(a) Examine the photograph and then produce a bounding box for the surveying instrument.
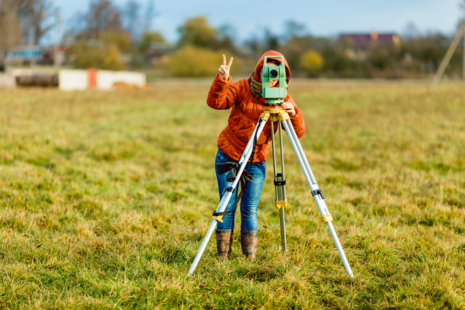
[188,56,354,277]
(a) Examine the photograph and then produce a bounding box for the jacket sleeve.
[286,94,306,139]
[207,73,241,110]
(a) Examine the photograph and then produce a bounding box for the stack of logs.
[15,72,58,87]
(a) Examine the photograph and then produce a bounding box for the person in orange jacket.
[207,50,305,259]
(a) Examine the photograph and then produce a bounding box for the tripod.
[188,108,354,278]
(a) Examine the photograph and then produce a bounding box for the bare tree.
[403,22,420,40]
[19,0,56,45]
[283,20,307,41]
[123,0,142,41]
[456,0,465,30]
[143,0,158,33]
[0,0,23,57]
[82,0,123,40]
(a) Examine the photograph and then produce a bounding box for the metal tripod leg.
[270,120,287,251]
[282,119,354,278]
[278,123,287,251]
[188,118,268,276]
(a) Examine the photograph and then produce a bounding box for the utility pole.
[432,25,464,85]
[433,1,465,85]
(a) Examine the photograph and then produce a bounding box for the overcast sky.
[55,0,463,42]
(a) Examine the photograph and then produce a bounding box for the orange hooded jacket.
[207,50,305,163]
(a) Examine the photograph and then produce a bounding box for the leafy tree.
[402,33,452,73]
[300,50,324,76]
[321,44,366,78]
[71,43,122,70]
[139,31,165,52]
[281,35,331,69]
[167,45,218,76]
[101,31,132,53]
[177,16,217,48]
[175,16,237,54]
[70,31,131,70]
[367,46,394,71]
[167,45,240,77]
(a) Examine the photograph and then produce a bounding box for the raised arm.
[207,55,240,110]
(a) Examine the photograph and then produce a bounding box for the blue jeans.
[215,149,266,231]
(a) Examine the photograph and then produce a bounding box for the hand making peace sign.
[218,54,234,80]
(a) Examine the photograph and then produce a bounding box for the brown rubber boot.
[216,229,233,259]
[241,230,258,259]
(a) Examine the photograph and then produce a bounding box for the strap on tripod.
[213,120,262,221]
[217,162,253,187]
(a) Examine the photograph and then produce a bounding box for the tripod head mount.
[262,56,288,106]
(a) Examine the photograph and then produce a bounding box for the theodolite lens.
[270,69,278,78]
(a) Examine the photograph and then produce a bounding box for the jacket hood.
[252,50,291,84]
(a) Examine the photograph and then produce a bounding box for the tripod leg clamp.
[212,211,231,223]
[322,213,333,223]
[221,186,233,196]
[277,109,290,121]
[260,111,271,121]
[275,200,287,209]
[312,189,325,199]
[213,215,224,223]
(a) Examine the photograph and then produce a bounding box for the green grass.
[0,80,464,309]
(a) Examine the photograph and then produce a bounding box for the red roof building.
[339,31,400,48]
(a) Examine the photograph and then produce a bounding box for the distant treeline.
[2,0,465,79]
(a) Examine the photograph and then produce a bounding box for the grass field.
[0,80,464,309]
